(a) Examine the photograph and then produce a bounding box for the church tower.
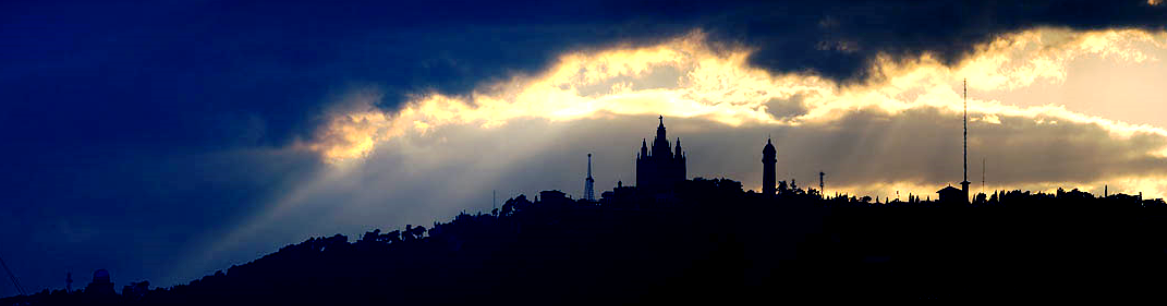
[636,115,686,193]
[762,137,777,196]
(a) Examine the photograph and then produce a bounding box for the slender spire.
[656,115,667,141]
[587,154,593,179]
[584,153,595,202]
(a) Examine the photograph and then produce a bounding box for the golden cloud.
[301,27,1167,198]
[307,28,1166,161]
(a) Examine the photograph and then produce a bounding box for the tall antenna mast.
[584,153,596,202]
[819,171,825,198]
[982,158,986,195]
[960,79,972,202]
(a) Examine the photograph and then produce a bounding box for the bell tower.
[762,137,777,196]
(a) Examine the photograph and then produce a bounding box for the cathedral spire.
[656,115,667,141]
[652,115,670,158]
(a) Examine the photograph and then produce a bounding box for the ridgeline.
[6,178,1167,304]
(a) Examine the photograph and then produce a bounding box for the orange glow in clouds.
[304,28,1167,197]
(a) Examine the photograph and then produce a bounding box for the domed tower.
[762,137,777,196]
[85,269,116,297]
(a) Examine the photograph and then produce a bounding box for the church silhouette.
[636,116,686,193]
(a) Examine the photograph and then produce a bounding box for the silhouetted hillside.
[6,178,1167,304]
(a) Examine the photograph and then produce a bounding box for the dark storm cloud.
[706,0,1167,82]
[3,1,1164,150]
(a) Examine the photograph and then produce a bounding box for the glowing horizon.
[295,27,1167,199]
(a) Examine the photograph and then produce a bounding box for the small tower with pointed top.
[674,137,686,180]
[584,153,596,202]
[762,137,777,196]
[640,138,648,158]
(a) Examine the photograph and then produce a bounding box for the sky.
[2,0,1167,297]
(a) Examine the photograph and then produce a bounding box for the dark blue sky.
[2,0,1165,297]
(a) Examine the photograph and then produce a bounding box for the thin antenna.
[819,171,825,198]
[960,78,971,203]
[982,158,986,195]
[492,190,496,211]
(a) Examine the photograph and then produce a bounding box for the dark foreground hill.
[7,178,1167,304]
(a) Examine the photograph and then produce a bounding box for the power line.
[0,254,27,296]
